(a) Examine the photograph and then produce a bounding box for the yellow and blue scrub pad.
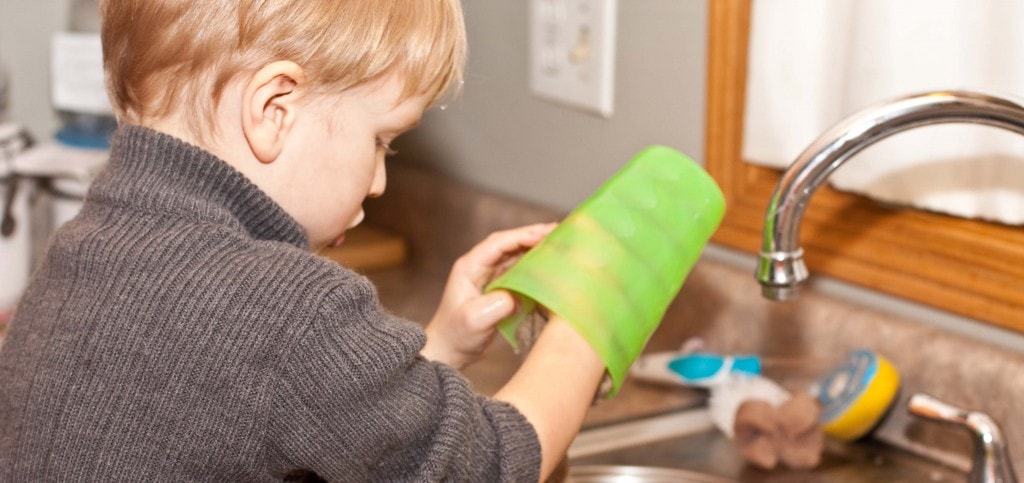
[631,348,901,442]
[813,349,900,441]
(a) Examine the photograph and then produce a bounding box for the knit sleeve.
[267,285,541,482]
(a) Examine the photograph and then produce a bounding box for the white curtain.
[743,0,1024,225]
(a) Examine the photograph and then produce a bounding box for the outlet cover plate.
[529,0,617,118]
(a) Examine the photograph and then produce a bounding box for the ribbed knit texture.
[0,126,540,482]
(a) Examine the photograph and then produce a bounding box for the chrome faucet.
[755,90,1024,300]
[755,91,1024,481]
[908,393,1017,483]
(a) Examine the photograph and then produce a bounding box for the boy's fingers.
[461,291,516,330]
[468,223,557,267]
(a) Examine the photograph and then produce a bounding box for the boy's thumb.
[463,291,515,330]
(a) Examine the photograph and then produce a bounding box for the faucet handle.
[907,393,1017,483]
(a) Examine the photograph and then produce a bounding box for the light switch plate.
[529,0,617,118]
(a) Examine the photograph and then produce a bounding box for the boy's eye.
[376,138,398,156]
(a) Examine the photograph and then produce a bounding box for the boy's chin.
[330,232,346,247]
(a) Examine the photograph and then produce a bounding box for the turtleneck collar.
[88,125,309,249]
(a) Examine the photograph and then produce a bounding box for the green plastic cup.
[486,145,725,397]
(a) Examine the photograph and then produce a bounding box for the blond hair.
[99,0,466,138]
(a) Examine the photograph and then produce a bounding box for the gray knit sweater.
[0,126,541,482]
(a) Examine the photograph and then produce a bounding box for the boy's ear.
[241,61,307,164]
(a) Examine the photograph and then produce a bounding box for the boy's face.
[283,75,429,250]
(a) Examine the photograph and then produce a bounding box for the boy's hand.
[421,222,557,370]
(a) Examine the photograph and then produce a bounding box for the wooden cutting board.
[318,224,408,271]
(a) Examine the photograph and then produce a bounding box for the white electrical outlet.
[529,0,617,118]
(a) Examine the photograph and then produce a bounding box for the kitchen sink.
[566,408,967,483]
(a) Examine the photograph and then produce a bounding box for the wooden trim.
[705,0,1024,330]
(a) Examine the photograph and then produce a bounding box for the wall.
[2,0,708,213]
[1,0,707,210]
[395,1,1024,355]
[0,0,68,139]
[395,0,709,212]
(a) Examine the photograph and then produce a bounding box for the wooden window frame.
[705,0,1024,331]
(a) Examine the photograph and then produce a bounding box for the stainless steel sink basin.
[568,408,966,483]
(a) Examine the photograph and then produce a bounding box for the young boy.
[0,1,605,482]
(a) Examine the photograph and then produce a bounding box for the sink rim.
[567,464,736,483]
[569,408,715,459]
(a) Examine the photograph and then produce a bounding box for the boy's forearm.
[493,316,605,482]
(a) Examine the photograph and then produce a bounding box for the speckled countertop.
[364,161,1024,473]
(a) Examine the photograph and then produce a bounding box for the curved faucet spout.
[756,91,1024,300]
